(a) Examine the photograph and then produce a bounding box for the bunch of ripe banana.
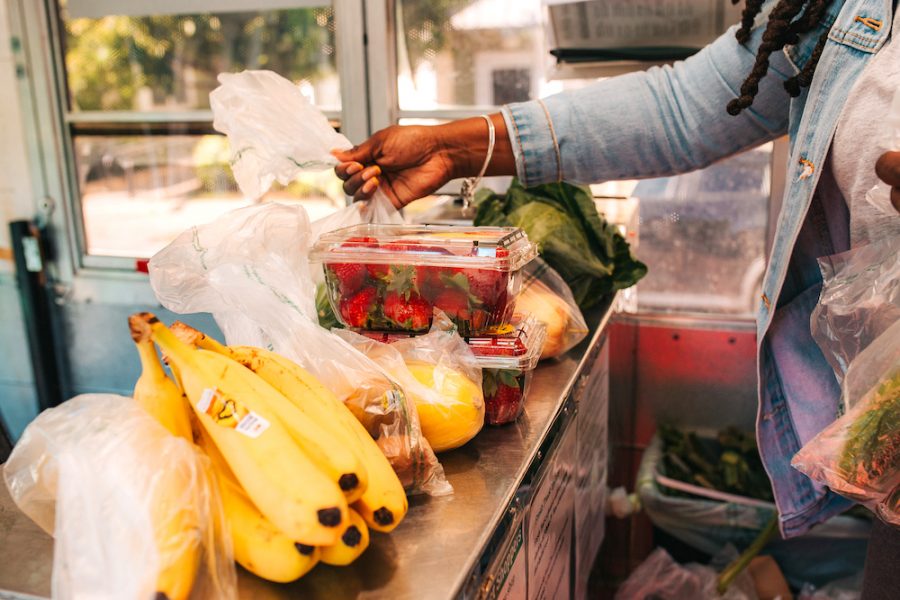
[128,312,407,597]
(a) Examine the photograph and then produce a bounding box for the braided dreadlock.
[727,0,835,115]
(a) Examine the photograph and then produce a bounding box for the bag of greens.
[792,320,900,505]
[474,179,646,309]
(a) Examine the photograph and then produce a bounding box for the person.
[334,0,900,596]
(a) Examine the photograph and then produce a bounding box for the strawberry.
[483,368,525,425]
[465,268,506,307]
[327,262,366,294]
[433,288,472,322]
[383,290,432,331]
[413,265,453,300]
[341,236,379,247]
[339,287,377,328]
[366,263,391,280]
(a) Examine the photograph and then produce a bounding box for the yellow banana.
[170,323,408,533]
[132,312,347,546]
[129,316,203,599]
[319,508,369,566]
[169,322,368,503]
[197,427,320,583]
[150,457,206,600]
[130,319,192,440]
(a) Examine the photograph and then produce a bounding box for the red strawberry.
[413,265,448,300]
[483,368,525,425]
[341,236,379,247]
[433,288,472,322]
[327,262,366,294]
[465,268,506,307]
[383,290,431,331]
[339,287,377,328]
[366,263,391,280]
[486,385,524,425]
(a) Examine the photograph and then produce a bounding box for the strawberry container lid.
[467,316,546,371]
[310,224,538,272]
[358,314,546,371]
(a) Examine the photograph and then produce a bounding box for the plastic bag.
[615,547,757,600]
[799,573,863,600]
[811,236,900,383]
[876,484,900,526]
[514,257,589,359]
[209,69,401,326]
[149,203,449,496]
[638,435,871,589]
[210,69,397,225]
[792,322,900,504]
[335,311,484,454]
[3,394,236,600]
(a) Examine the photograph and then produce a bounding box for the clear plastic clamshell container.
[310,224,538,335]
[468,317,547,426]
[360,316,547,426]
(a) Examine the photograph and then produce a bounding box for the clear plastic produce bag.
[3,394,236,600]
[811,236,900,383]
[209,69,399,226]
[149,203,449,496]
[877,484,900,526]
[515,257,589,359]
[336,312,485,454]
[792,321,900,504]
[614,547,757,600]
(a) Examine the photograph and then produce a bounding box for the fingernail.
[363,177,379,194]
[346,163,363,175]
[362,166,381,180]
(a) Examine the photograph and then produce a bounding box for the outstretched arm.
[336,15,795,206]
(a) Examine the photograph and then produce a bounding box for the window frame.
[19,0,370,273]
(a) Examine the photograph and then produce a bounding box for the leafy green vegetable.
[658,424,774,502]
[838,370,900,493]
[474,179,646,309]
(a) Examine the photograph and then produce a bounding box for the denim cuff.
[500,100,562,187]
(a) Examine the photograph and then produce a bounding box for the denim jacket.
[501,0,895,537]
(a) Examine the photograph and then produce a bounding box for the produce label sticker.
[197,388,270,438]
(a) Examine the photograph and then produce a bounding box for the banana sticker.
[198,388,270,438]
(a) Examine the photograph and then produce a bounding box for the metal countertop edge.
[445,296,616,599]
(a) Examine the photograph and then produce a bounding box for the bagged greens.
[474,179,646,309]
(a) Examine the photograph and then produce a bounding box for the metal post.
[9,220,64,410]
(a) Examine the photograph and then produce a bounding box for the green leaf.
[498,369,523,389]
[474,178,646,310]
[483,369,499,397]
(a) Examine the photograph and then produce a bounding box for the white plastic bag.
[209,69,401,324]
[811,236,900,383]
[209,69,399,227]
[149,203,449,495]
[3,394,236,600]
[335,311,485,454]
[615,547,757,600]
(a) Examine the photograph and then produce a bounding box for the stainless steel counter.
[0,297,614,600]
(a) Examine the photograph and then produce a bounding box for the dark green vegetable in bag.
[474,179,646,309]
